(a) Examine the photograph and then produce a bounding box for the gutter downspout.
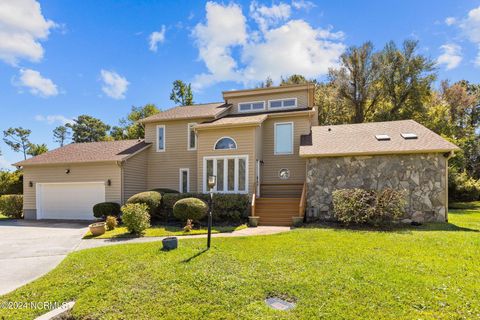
[117,161,124,204]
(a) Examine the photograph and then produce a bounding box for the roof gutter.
[299,148,460,158]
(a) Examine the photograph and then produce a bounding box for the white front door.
[203,155,248,193]
[36,182,105,220]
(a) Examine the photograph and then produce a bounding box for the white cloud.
[250,1,291,32]
[100,69,129,99]
[17,68,58,97]
[445,17,456,26]
[192,2,247,89]
[437,43,462,70]
[460,6,480,43]
[291,0,316,10]
[0,156,13,171]
[0,0,56,65]
[192,2,345,90]
[475,48,480,67]
[148,25,166,52]
[34,114,73,125]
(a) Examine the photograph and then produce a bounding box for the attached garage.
[15,140,150,220]
[36,182,105,220]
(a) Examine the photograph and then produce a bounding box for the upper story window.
[238,101,265,112]
[188,123,197,150]
[268,98,297,110]
[157,125,165,152]
[215,137,237,150]
[274,122,293,155]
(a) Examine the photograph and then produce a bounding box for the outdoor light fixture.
[207,175,216,249]
[107,179,112,186]
[29,181,33,187]
[65,169,70,174]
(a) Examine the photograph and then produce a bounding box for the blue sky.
[1,0,480,169]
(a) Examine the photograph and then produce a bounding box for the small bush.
[121,203,150,235]
[0,194,23,218]
[449,171,480,202]
[105,215,118,231]
[173,197,208,222]
[93,202,121,219]
[332,188,405,226]
[162,193,209,216]
[126,191,162,218]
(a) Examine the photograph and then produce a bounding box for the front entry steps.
[255,198,300,226]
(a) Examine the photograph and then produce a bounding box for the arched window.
[214,137,237,150]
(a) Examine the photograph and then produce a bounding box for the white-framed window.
[156,125,166,152]
[274,122,294,155]
[214,137,237,150]
[179,168,190,193]
[268,98,297,110]
[238,101,265,112]
[203,155,248,193]
[187,123,197,150]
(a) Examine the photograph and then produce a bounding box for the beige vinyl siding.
[261,115,311,184]
[22,163,122,210]
[196,126,256,193]
[227,89,310,114]
[144,118,210,192]
[122,150,148,201]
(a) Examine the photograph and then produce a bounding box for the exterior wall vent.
[375,134,390,141]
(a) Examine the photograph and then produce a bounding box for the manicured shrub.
[105,215,118,231]
[121,203,150,235]
[332,188,405,226]
[150,188,179,195]
[448,171,480,202]
[126,191,162,218]
[92,202,121,219]
[162,193,209,216]
[0,194,23,218]
[173,197,208,222]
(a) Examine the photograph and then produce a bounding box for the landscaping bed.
[83,223,248,239]
[1,206,479,319]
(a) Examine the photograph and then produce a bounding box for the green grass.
[83,224,248,239]
[0,213,8,219]
[1,209,479,319]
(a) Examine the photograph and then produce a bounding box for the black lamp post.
[207,175,216,249]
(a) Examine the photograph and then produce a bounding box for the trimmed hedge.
[150,188,179,195]
[162,193,249,223]
[332,188,405,226]
[92,202,121,219]
[0,194,23,218]
[126,191,162,218]
[173,198,208,222]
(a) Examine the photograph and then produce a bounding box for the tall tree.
[257,76,274,88]
[53,126,70,147]
[26,143,48,157]
[3,127,31,160]
[329,42,381,123]
[170,80,194,106]
[66,115,111,143]
[111,104,160,140]
[375,40,436,120]
[280,74,309,86]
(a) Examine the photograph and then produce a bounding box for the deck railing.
[299,182,307,217]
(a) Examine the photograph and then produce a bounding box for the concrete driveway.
[0,220,88,296]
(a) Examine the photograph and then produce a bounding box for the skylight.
[401,133,418,139]
[375,134,390,141]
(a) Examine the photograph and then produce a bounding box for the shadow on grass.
[181,248,209,263]
[301,221,479,233]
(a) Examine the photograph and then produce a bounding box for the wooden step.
[254,197,300,226]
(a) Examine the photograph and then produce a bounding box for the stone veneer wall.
[306,153,447,223]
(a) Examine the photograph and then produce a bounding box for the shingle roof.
[138,102,230,123]
[195,114,268,129]
[300,120,459,158]
[14,140,151,166]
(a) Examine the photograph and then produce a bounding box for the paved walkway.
[76,226,290,251]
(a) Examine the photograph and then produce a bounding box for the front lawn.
[83,223,248,239]
[1,208,479,319]
[0,213,8,219]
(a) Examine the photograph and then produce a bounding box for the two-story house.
[15,84,458,226]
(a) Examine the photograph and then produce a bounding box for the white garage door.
[37,182,106,220]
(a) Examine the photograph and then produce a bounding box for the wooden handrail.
[251,182,256,217]
[299,182,307,217]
